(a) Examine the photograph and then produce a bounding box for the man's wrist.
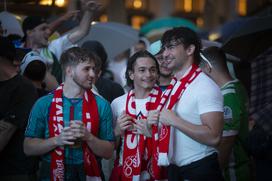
[52,136,59,147]
[85,132,94,142]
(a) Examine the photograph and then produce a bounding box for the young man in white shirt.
[150,27,224,180]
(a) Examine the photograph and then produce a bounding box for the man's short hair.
[201,46,228,73]
[60,47,101,74]
[0,36,16,62]
[161,27,202,64]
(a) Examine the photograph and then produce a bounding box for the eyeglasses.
[200,52,213,68]
[162,41,182,51]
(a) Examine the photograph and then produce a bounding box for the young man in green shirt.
[200,46,250,181]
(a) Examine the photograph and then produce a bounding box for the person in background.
[149,40,173,91]
[24,47,115,181]
[0,21,3,36]
[247,47,272,181]
[0,37,38,181]
[20,51,49,97]
[200,46,250,181]
[22,0,101,91]
[82,40,125,103]
[108,37,150,92]
[149,27,224,180]
[82,40,125,180]
[132,38,149,54]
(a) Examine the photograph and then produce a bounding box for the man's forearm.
[216,136,236,169]
[24,137,58,156]
[68,9,93,43]
[86,134,114,159]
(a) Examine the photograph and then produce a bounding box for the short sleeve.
[197,81,223,114]
[222,93,241,137]
[96,96,115,142]
[48,34,77,61]
[25,96,51,138]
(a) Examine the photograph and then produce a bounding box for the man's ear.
[206,63,212,74]
[186,44,196,56]
[128,70,134,81]
[66,66,73,76]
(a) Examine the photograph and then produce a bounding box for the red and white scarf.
[153,64,202,169]
[48,84,101,181]
[122,87,162,181]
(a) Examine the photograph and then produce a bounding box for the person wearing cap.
[149,40,173,91]
[199,46,250,181]
[22,0,101,91]
[20,51,49,97]
[0,37,39,181]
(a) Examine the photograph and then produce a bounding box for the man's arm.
[68,0,101,44]
[24,137,58,156]
[68,120,115,159]
[84,133,114,159]
[24,127,76,156]
[1,80,38,152]
[160,110,224,146]
[48,11,79,36]
[216,135,236,169]
[0,120,16,152]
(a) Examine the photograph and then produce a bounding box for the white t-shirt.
[168,72,223,166]
[48,34,76,61]
[108,58,127,89]
[111,93,150,165]
[38,34,76,66]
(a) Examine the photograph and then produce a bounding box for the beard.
[72,73,92,90]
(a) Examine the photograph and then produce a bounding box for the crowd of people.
[0,1,272,181]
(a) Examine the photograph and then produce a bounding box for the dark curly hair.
[161,26,202,65]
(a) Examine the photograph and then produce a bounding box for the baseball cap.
[149,40,162,56]
[22,16,46,37]
[20,51,46,74]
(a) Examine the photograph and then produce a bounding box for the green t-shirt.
[221,79,250,181]
[25,93,115,165]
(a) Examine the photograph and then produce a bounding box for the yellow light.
[184,0,192,12]
[39,0,66,7]
[133,0,143,9]
[196,17,204,27]
[238,0,247,16]
[100,15,108,22]
[209,33,220,41]
[55,0,66,7]
[131,15,146,29]
[39,0,52,6]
